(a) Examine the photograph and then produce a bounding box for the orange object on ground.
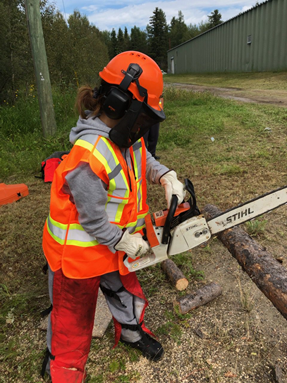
[0,183,29,206]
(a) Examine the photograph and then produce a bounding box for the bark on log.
[161,259,189,291]
[203,204,287,320]
[174,282,222,314]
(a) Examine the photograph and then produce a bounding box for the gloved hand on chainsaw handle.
[160,170,186,208]
[115,230,150,259]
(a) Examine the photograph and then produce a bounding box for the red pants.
[48,268,149,382]
[50,269,100,382]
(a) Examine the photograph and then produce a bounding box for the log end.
[175,278,189,291]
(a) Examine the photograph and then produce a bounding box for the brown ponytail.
[75,85,104,119]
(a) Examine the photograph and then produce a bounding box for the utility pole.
[25,0,57,137]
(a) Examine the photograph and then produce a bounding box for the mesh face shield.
[109,99,165,148]
[105,62,165,148]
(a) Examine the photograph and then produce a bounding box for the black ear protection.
[102,63,147,120]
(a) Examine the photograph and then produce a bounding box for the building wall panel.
[167,0,287,73]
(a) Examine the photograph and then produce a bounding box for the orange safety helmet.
[99,51,164,113]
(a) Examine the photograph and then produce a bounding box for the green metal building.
[167,0,287,74]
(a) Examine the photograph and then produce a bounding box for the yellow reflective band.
[102,138,130,192]
[75,139,94,152]
[135,223,146,232]
[138,212,148,220]
[135,144,143,211]
[125,220,138,228]
[133,154,139,180]
[100,138,130,223]
[137,180,143,212]
[102,138,119,164]
[109,178,117,193]
[65,238,98,247]
[69,223,85,231]
[46,218,65,245]
[49,214,68,230]
[93,147,112,173]
[47,215,99,248]
[113,176,129,222]
[101,138,124,193]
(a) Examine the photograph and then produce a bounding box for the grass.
[0,86,76,180]
[163,71,287,91]
[1,71,287,381]
[245,218,268,237]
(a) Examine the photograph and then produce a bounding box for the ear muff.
[102,63,146,120]
[102,86,131,120]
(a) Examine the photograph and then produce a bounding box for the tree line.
[0,0,223,104]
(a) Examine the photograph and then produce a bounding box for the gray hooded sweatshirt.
[63,115,169,253]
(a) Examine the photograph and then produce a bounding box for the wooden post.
[25,0,57,137]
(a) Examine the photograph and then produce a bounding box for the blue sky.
[49,0,255,32]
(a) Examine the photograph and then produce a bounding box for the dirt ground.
[1,84,287,383]
[166,82,287,108]
[2,178,287,383]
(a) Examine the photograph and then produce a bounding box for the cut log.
[174,282,222,314]
[203,204,287,320]
[161,259,189,291]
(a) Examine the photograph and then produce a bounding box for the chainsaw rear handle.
[184,178,198,214]
[161,194,178,244]
[161,178,199,245]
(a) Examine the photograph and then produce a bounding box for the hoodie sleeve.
[145,149,170,184]
[64,162,122,253]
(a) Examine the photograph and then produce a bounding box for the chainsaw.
[124,179,287,272]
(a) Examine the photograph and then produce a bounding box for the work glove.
[160,170,186,208]
[115,230,150,259]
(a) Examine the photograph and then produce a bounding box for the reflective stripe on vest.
[75,135,145,232]
[131,140,144,212]
[76,135,144,225]
[46,212,146,248]
[46,214,99,247]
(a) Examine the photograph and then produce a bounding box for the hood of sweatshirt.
[69,114,110,145]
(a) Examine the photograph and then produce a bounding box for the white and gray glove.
[115,230,150,259]
[160,170,186,208]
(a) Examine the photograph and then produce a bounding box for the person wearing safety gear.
[41,51,185,382]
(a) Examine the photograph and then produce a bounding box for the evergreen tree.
[197,20,211,34]
[130,26,148,53]
[147,7,168,70]
[123,27,130,51]
[117,28,124,53]
[207,9,223,29]
[168,11,189,49]
[110,29,118,58]
[187,23,202,38]
[0,0,32,102]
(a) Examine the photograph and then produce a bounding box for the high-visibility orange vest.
[42,135,148,279]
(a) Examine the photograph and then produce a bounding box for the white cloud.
[51,0,254,31]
